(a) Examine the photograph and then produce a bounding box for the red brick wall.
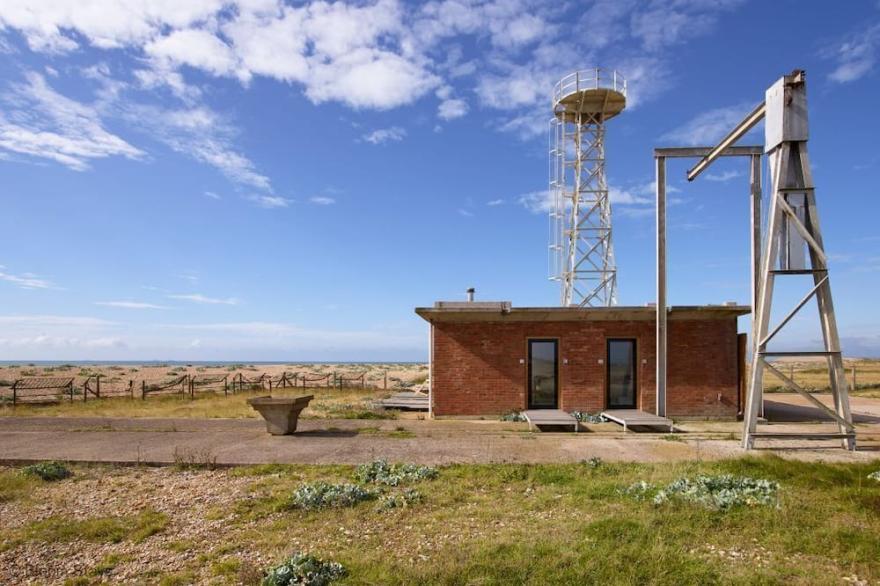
[430,317,739,419]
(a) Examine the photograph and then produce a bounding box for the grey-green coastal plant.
[354,460,438,486]
[622,475,779,510]
[22,461,72,482]
[262,552,346,586]
[288,482,376,510]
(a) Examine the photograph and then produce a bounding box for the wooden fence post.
[852,365,857,390]
[224,376,228,397]
[141,380,146,400]
[12,381,16,406]
[384,371,387,390]
[69,382,73,403]
[96,375,101,398]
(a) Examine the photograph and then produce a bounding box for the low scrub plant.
[500,410,526,422]
[623,475,779,510]
[354,460,438,486]
[583,457,603,469]
[262,552,346,586]
[571,411,606,423]
[869,470,880,482]
[288,482,376,510]
[22,461,72,482]
[378,488,423,511]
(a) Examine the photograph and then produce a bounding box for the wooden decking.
[601,409,674,432]
[377,391,429,410]
[523,409,579,432]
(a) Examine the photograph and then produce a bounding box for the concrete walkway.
[1,415,877,466]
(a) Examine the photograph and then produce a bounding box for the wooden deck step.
[377,392,429,411]
[522,409,578,432]
[601,409,674,432]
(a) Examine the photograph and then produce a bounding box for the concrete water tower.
[549,69,626,307]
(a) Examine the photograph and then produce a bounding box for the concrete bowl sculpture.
[247,395,314,435]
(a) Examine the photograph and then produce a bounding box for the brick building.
[415,301,748,419]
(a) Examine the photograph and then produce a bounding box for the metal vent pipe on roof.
[466,287,475,302]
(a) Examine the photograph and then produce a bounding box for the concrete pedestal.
[247,395,314,435]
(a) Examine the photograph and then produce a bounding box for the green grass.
[4,458,880,584]
[5,510,169,549]
[235,457,880,585]
[0,468,40,503]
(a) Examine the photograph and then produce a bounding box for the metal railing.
[552,68,626,106]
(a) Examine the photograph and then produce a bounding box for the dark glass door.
[607,339,636,409]
[528,339,558,409]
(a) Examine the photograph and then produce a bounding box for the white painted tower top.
[552,68,627,122]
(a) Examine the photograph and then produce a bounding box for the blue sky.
[0,0,879,361]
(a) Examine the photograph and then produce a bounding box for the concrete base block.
[247,395,314,435]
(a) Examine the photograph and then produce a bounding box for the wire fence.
[0,370,423,407]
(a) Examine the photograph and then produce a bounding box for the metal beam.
[654,146,763,158]
[656,155,666,418]
[686,102,767,181]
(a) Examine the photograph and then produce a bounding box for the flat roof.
[415,303,750,323]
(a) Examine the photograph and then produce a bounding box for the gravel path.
[0,413,877,466]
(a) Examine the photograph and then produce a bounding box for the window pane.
[608,340,636,408]
[529,341,557,408]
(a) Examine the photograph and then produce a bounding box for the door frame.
[606,338,637,409]
[527,338,559,410]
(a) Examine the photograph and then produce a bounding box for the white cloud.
[306,49,438,109]
[0,0,751,164]
[203,190,221,199]
[167,293,240,305]
[0,1,225,51]
[0,266,55,289]
[309,196,336,205]
[362,126,407,144]
[0,72,143,170]
[438,97,468,120]
[146,29,248,81]
[826,22,880,83]
[222,6,309,82]
[704,170,743,182]
[518,189,553,214]
[247,194,292,208]
[125,103,272,191]
[661,102,758,146]
[95,301,168,309]
[609,186,652,206]
[487,198,504,206]
[629,0,743,51]
[457,208,474,217]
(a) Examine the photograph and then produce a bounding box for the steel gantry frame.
[549,69,625,307]
[654,146,763,419]
[666,69,854,450]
